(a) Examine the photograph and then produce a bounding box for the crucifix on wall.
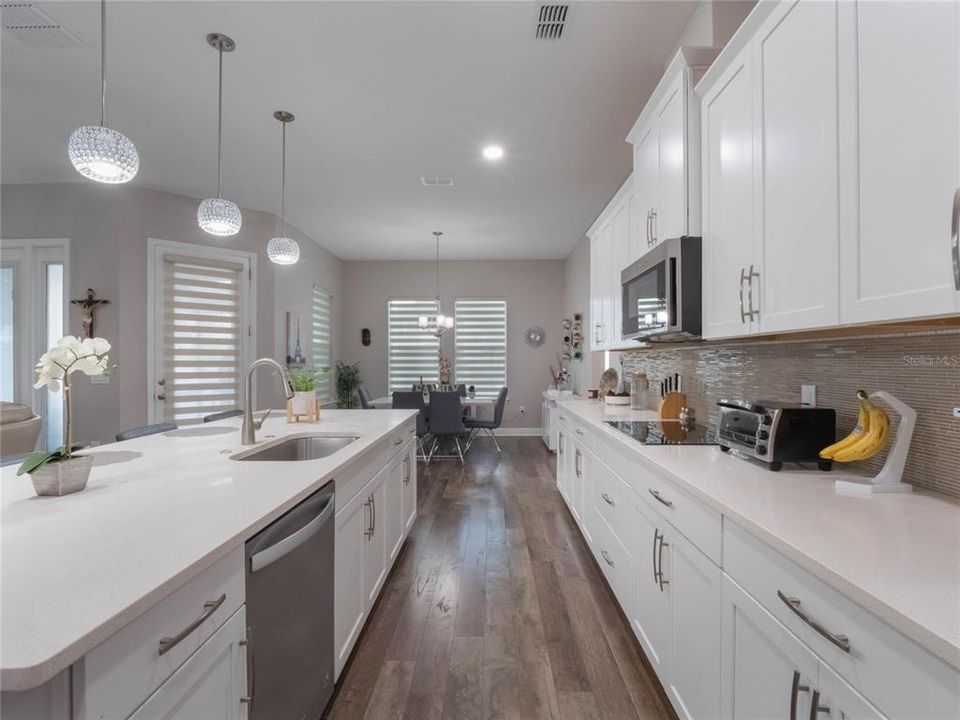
[71,288,110,339]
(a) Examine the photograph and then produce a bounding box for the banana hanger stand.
[835,391,916,494]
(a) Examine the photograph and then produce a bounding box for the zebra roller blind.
[388,299,439,393]
[454,298,507,398]
[312,285,333,405]
[162,254,244,424]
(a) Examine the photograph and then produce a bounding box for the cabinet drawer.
[335,419,415,512]
[80,547,245,720]
[724,521,959,720]
[633,462,721,566]
[590,506,634,615]
[593,455,635,552]
[561,413,594,452]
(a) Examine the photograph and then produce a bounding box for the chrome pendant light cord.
[280,119,286,234]
[216,44,223,199]
[99,0,106,126]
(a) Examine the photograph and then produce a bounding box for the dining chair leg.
[428,437,439,465]
[487,428,502,454]
[464,427,477,452]
[417,437,428,462]
[454,437,465,465]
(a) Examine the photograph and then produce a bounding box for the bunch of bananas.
[820,390,891,463]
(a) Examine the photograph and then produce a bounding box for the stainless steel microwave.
[621,236,702,342]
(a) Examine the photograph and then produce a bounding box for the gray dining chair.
[392,391,430,460]
[115,422,178,442]
[358,386,374,409]
[464,386,508,454]
[202,409,243,423]
[427,390,466,464]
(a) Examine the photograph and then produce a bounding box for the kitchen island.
[1,409,417,718]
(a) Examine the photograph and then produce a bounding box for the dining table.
[369,395,494,410]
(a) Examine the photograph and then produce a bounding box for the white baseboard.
[494,427,543,437]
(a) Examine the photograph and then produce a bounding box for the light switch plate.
[953,407,960,419]
[801,384,816,407]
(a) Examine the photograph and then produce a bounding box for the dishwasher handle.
[249,489,334,573]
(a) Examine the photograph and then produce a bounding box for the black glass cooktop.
[604,420,717,446]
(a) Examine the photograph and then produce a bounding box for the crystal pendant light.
[418,232,454,337]
[67,0,139,183]
[197,33,242,237]
[267,111,301,265]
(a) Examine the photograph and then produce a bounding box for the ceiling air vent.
[1,2,83,47]
[535,4,568,40]
[420,175,454,188]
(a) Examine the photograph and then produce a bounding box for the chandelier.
[267,111,300,265]
[418,231,453,337]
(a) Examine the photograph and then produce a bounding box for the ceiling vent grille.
[1,3,83,47]
[420,175,454,188]
[536,4,568,40]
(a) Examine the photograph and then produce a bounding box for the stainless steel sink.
[232,435,358,462]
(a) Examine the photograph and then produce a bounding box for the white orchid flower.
[33,336,112,389]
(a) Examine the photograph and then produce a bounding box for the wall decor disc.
[525,326,546,348]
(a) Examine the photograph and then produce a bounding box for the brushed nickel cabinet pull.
[158,593,226,656]
[739,267,749,323]
[239,626,255,707]
[601,549,614,567]
[650,208,658,246]
[790,670,809,720]
[652,528,660,584]
[809,690,830,720]
[952,188,959,291]
[575,448,582,478]
[371,494,376,536]
[575,428,584,436]
[364,495,374,539]
[648,488,673,507]
[601,492,615,506]
[657,538,669,591]
[777,590,851,653]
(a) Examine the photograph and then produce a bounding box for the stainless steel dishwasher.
[245,481,335,719]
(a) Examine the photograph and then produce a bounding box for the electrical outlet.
[801,384,816,407]
[953,407,960,419]
[519,406,525,414]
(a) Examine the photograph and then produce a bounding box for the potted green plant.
[287,368,318,414]
[335,361,362,408]
[18,336,113,496]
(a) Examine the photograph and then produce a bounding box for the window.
[387,299,439,393]
[454,298,507,398]
[159,253,247,425]
[312,286,333,406]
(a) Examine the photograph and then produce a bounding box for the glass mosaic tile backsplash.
[618,329,960,498]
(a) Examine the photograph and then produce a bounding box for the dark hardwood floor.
[325,437,674,720]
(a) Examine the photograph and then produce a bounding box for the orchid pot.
[17,336,113,497]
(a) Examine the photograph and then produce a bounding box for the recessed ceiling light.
[482,144,504,161]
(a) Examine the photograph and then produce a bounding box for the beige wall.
[339,260,564,429]
[1,182,341,444]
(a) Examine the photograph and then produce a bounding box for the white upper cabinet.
[700,42,760,339]
[633,125,659,256]
[588,177,632,350]
[699,0,960,339]
[755,0,840,332]
[838,0,960,322]
[655,75,688,242]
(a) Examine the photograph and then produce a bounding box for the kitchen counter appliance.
[716,400,836,471]
[604,420,716,446]
[621,236,702,342]
[245,481,335,718]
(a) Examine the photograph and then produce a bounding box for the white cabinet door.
[129,608,248,720]
[611,194,632,344]
[665,528,722,720]
[401,442,417,535]
[656,72,687,241]
[721,574,819,720]
[385,451,405,563]
[816,662,888,720]
[556,426,571,504]
[633,123,659,256]
[632,500,671,682]
[364,469,389,607]
[334,481,370,676]
[570,441,587,533]
[700,43,760,339]
[755,0,840,332]
[839,0,960,322]
[589,231,607,349]
[599,222,615,348]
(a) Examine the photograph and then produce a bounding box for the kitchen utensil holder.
[835,391,915,494]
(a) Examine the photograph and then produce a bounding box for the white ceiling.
[1,1,698,260]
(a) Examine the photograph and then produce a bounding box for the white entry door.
[0,239,69,450]
[147,239,255,425]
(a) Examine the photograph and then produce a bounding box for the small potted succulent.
[287,368,319,414]
[18,336,113,496]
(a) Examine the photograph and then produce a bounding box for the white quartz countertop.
[0,409,416,690]
[557,399,960,670]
